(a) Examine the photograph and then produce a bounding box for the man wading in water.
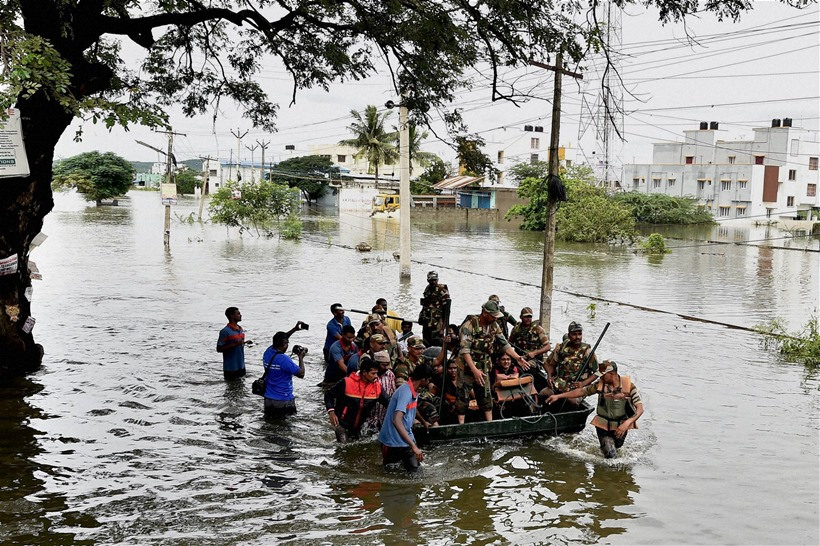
[547,361,644,458]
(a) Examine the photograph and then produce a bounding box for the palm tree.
[395,123,439,175]
[339,105,398,184]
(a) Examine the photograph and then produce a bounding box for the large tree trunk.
[0,93,73,376]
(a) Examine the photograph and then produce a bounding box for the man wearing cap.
[322,325,358,386]
[509,307,551,390]
[419,271,450,346]
[324,303,351,366]
[324,354,391,443]
[547,361,644,458]
[347,332,388,377]
[394,336,426,386]
[488,295,517,339]
[357,313,398,362]
[543,321,598,405]
[366,348,398,431]
[457,300,530,421]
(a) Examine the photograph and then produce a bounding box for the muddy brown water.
[1,191,817,544]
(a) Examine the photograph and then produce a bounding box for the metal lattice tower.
[578,1,624,187]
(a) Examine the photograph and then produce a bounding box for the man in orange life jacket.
[324,354,391,443]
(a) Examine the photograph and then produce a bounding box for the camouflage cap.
[373,350,391,363]
[369,333,387,344]
[488,294,500,303]
[520,306,533,317]
[597,360,618,376]
[568,321,583,333]
[367,313,382,324]
[482,300,504,318]
[427,270,438,280]
[408,336,426,349]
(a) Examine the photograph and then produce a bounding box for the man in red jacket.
[324,355,391,443]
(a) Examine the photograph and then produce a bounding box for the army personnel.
[543,321,598,406]
[457,300,529,422]
[488,295,517,338]
[419,271,450,346]
[394,336,425,386]
[508,307,551,389]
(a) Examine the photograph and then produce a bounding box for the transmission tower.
[578,1,624,187]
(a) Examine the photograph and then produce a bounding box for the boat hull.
[416,401,594,444]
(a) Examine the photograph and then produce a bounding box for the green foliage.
[52,151,135,202]
[586,303,597,319]
[613,192,716,225]
[175,170,199,195]
[506,165,636,243]
[279,214,303,240]
[508,160,550,186]
[754,317,820,367]
[339,105,398,182]
[640,233,672,254]
[208,179,300,236]
[412,157,450,194]
[270,155,338,203]
[456,135,496,182]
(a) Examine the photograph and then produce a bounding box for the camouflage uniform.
[419,282,450,345]
[457,315,511,412]
[547,341,597,392]
[509,320,549,357]
[392,354,419,384]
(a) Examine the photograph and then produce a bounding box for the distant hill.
[131,159,203,173]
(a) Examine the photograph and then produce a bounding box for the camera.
[292,345,307,355]
[297,321,310,330]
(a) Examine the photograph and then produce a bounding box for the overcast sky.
[52,1,819,170]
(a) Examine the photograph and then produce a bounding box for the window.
[766,208,773,218]
[755,155,765,165]
[810,157,818,170]
[788,169,796,180]
[633,178,640,187]
[808,184,817,197]
[698,180,706,190]
[721,180,731,191]
[787,196,795,207]
[497,150,505,164]
[738,180,748,189]
[209,169,217,176]
[285,144,295,150]
[565,160,572,167]
[530,153,539,164]
[668,179,676,187]
[337,154,346,163]
[719,206,730,217]
[736,207,746,217]
[653,179,661,189]
[530,138,540,149]
[728,156,736,165]
[685,156,694,164]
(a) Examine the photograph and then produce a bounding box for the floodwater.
[1,190,818,545]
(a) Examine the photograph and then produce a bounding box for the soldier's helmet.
[427,271,438,281]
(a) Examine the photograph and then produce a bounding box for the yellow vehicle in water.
[371,193,400,216]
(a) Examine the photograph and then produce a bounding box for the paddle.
[557,322,610,411]
[345,308,415,324]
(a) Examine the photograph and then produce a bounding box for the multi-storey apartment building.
[622,120,819,221]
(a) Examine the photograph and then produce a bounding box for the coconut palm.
[339,105,398,184]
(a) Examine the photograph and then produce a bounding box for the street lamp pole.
[387,97,412,280]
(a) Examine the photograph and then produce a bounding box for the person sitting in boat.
[429,359,472,424]
[396,320,416,354]
[376,297,403,333]
[357,312,398,364]
[492,353,539,417]
[547,361,644,458]
[542,321,598,407]
[394,336,425,385]
[324,355,391,443]
[322,325,358,387]
[346,333,388,376]
[364,348,398,433]
[509,307,551,390]
[457,300,530,422]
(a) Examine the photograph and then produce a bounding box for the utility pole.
[398,99,411,279]
[257,140,270,181]
[245,143,259,181]
[530,53,582,335]
[198,155,217,221]
[231,128,248,181]
[136,129,185,248]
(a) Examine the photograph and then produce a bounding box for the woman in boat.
[546,361,644,458]
[430,360,471,425]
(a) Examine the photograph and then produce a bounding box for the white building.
[622,120,820,221]
[476,124,574,187]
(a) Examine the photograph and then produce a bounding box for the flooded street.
[2,190,818,545]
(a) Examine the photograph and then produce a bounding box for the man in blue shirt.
[217,307,252,380]
[378,362,434,472]
[324,303,351,365]
[263,331,307,419]
[323,324,358,385]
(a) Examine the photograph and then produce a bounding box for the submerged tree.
[339,105,398,183]
[52,151,134,204]
[270,155,339,204]
[0,1,794,374]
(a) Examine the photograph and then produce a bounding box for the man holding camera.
[262,322,309,419]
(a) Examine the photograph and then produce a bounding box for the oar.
[557,322,610,411]
[436,299,452,419]
[345,308,416,324]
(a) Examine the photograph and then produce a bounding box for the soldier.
[488,294,517,339]
[394,336,425,386]
[418,271,450,346]
[543,321,598,407]
[508,306,551,390]
[457,300,529,422]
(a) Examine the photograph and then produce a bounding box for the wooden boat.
[415,401,594,445]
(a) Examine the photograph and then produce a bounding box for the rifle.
[558,322,610,411]
[436,299,453,418]
[345,308,417,324]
